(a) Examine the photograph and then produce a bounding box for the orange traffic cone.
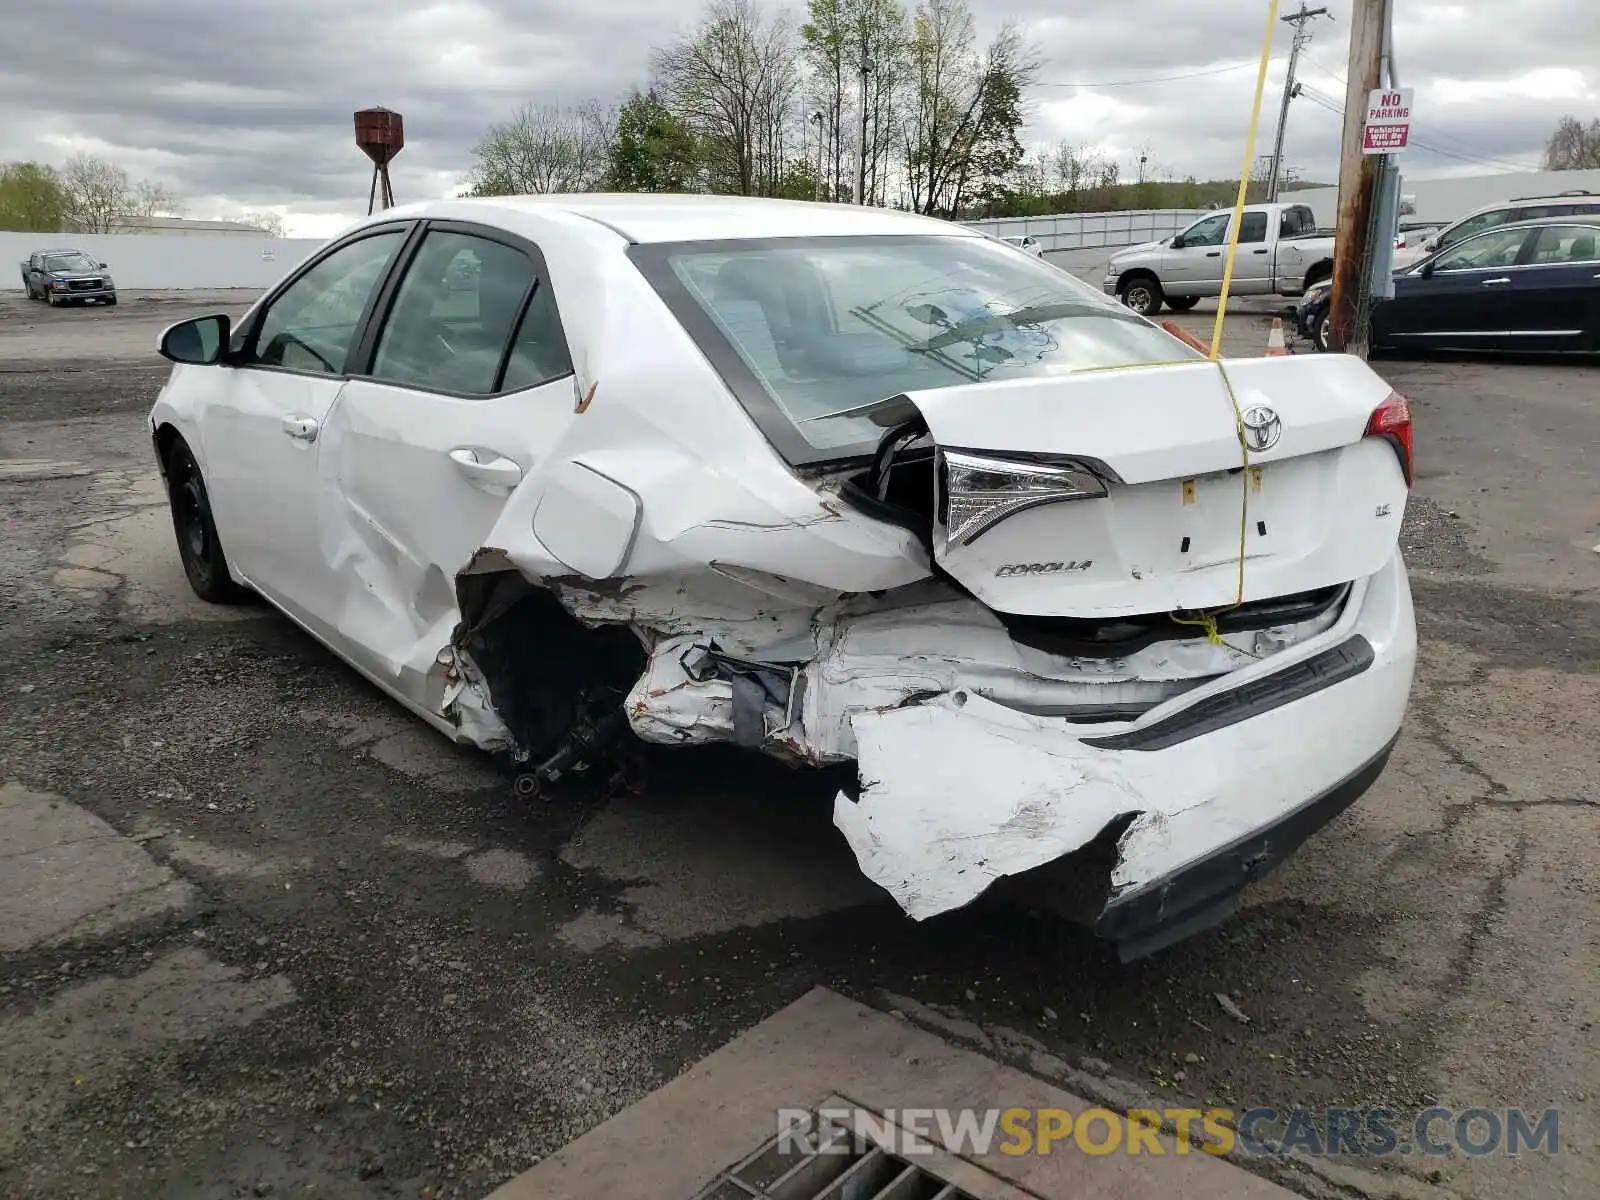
[1265,317,1288,356]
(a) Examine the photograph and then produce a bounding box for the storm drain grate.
[691,1106,979,1200]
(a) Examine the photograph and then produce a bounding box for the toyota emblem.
[1241,405,1283,452]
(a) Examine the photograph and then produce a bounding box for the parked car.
[20,248,117,306]
[1393,189,1600,269]
[999,234,1044,257]
[1298,215,1600,354]
[1103,202,1335,314]
[149,195,1416,960]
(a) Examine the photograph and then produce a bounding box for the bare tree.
[901,1,1037,217]
[652,0,802,197]
[58,153,183,232]
[238,210,286,237]
[802,0,849,198]
[468,102,615,195]
[1543,114,1600,170]
[846,0,910,205]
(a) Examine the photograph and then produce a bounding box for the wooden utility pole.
[1327,0,1386,355]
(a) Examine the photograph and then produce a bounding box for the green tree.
[0,161,69,232]
[651,0,801,197]
[902,0,1036,217]
[607,91,702,191]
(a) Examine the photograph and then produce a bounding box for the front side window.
[253,231,404,374]
[370,230,538,395]
[1433,227,1529,273]
[1181,214,1229,247]
[634,234,1200,465]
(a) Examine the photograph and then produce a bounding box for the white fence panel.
[964,209,1208,252]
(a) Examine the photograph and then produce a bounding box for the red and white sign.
[1362,88,1413,154]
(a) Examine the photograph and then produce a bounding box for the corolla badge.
[1240,405,1283,452]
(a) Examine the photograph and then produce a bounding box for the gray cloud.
[1,0,1595,230]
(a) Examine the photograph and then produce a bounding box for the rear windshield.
[630,234,1198,467]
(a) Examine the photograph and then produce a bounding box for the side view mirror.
[158,314,232,366]
[1419,261,1436,279]
[1422,236,1438,253]
[1171,235,1185,249]
[98,262,108,269]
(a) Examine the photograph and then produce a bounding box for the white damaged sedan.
[150,195,1417,959]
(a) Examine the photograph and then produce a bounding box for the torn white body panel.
[832,551,1415,920]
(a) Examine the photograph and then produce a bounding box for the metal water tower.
[354,107,404,214]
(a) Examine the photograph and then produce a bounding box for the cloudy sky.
[2,0,1595,236]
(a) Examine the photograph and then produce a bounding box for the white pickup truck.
[1102,202,1335,315]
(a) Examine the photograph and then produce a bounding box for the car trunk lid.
[899,354,1408,619]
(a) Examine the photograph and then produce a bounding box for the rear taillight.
[1365,391,1413,487]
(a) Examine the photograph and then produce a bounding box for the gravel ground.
[0,289,1595,1200]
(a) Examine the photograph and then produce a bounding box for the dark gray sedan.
[1301,215,1600,354]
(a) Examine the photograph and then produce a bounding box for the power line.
[1032,61,1259,89]
[1297,64,1536,172]
[1295,85,1534,172]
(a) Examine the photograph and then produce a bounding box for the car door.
[311,221,582,700]
[197,224,411,635]
[1378,225,1534,348]
[1228,210,1273,293]
[1503,223,1600,350]
[1161,212,1230,295]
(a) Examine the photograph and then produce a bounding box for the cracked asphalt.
[1,287,1596,1200]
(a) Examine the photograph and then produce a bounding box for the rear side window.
[1240,212,1268,243]
[500,282,575,392]
[1530,225,1600,264]
[370,230,539,396]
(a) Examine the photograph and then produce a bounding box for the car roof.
[1452,192,1600,221]
[405,193,976,245]
[1469,213,1600,234]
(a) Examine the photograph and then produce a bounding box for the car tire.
[105,295,117,307]
[164,439,251,604]
[44,290,58,307]
[1314,310,1331,353]
[1118,275,1164,316]
[1164,295,1200,312]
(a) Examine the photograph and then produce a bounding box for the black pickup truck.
[19,248,117,306]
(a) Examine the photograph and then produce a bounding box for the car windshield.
[634,234,1198,465]
[44,253,97,272]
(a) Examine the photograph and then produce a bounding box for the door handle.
[1481,277,1511,286]
[449,447,523,490]
[1252,248,1269,254]
[281,416,318,441]
[1206,251,1222,257]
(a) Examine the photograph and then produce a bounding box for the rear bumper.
[831,550,1417,955]
[1095,731,1398,959]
